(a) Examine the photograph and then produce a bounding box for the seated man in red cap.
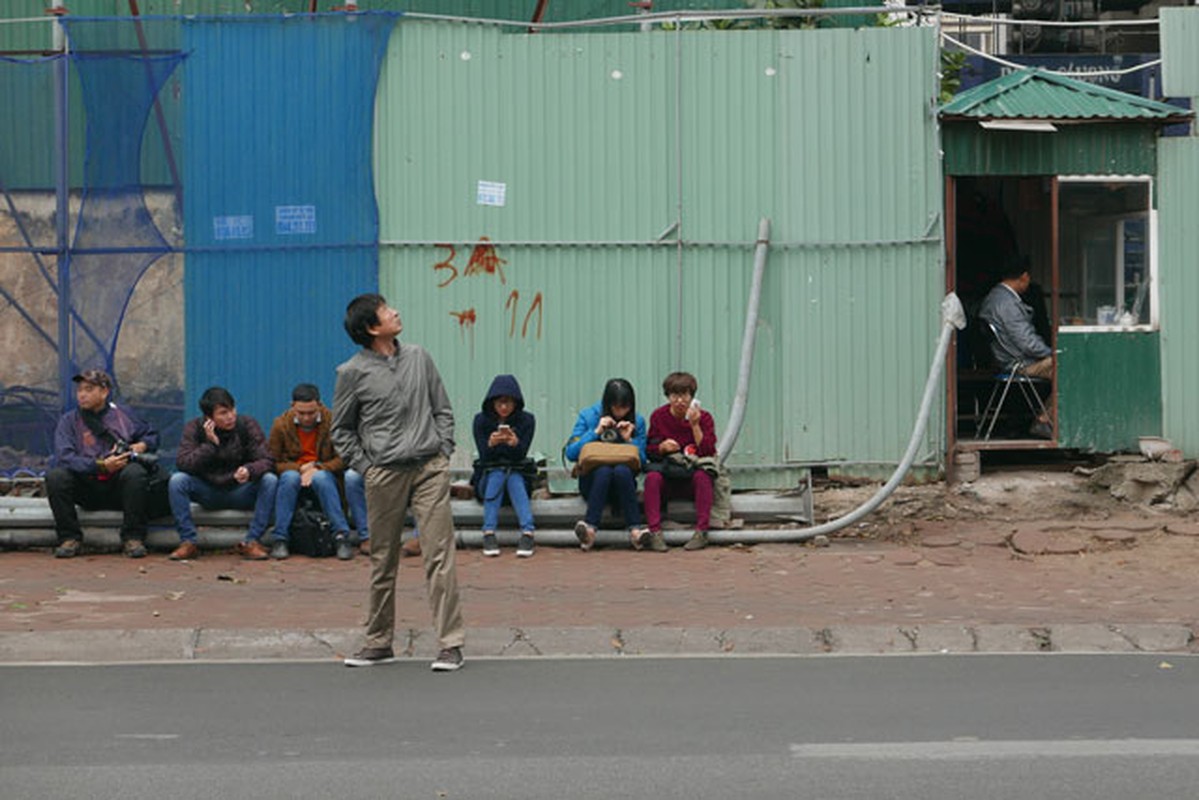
[45,369,165,558]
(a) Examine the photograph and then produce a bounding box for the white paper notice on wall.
[476,180,507,207]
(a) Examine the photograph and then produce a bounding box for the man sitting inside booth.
[978,257,1054,439]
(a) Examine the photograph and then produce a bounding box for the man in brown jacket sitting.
[267,383,369,561]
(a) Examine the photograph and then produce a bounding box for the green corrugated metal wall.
[375,21,943,482]
[942,124,1158,177]
[1159,138,1199,456]
[1161,7,1199,98]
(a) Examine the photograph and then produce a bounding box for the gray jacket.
[978,283,1052,370]
[330,341,455,473]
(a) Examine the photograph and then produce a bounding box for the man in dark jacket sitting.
[45,369,165,559]
[168,386,277,560]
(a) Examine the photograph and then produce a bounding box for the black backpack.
[288,499,336,557]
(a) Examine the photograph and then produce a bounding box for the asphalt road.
[3,654,1198,799]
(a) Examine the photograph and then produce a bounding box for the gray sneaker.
[344,646,396,667]
[270,539,289,560]
[683,530,708,551]
[574,520,596,551]
[647,530,669,552]
[431,646,464,672]
[482,531,500,557]
[516,532,535,558]
[336,535,355,561]
[54,539,81,559]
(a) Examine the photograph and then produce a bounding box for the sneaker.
[54,539,81,559]
[482,531,500,557]
[344,646,397,667]
[629,527,648,551]
[431,646,464,672]
[574,520,596,551]
[169,541,199,561]
[647,530,669,552]
[123,539,147,559]
[516,532,535,558]
[236,539,269,560]
[683,530,708,551]
[270,539,289,560]
[335,536,355,561]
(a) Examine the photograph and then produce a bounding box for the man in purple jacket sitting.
[168,386,277,561]
[46,369,165,559]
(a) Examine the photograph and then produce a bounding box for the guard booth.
[939,69,1192,456]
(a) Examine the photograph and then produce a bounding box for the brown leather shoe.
[401,538,421,558]
[236,539,270,560]
[359,539,372,556]
[169,541,199,561]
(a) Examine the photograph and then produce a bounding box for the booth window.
[1058,177,1155,330]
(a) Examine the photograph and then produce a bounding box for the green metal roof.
[940,68,1192,123]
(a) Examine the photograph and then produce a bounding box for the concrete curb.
[1,623,1194,663]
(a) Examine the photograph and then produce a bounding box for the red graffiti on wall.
[433,244,458,288]
[504,290,543,340]
[449,308,477,329]
[463,236,507,284]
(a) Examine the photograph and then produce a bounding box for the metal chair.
[976,321,1051,441]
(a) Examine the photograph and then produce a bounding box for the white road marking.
[790,739,1199,760]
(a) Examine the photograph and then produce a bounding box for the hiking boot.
[169,541,199,561]
[123,539,147,559]
[683,530,709,551]
[431,646,464,672]
[344,646,397,667]
[516,532,535,558]
[482,531,500,557]
[574,520,596,551]
[54,539,81,559]
[336,535,355,561]
[237,539,269,560]
[647,530,669,552]
[270,539,289,560]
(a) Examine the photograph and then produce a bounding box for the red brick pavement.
[3,518,1197,636]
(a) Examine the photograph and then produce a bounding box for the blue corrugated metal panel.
[182,14,394,425]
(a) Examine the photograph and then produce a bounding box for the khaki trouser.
[362,455,465,651]
[1021,356,1054,379]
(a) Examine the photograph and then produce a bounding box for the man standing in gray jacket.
[331,294,465,671]
[978,259,1054,437]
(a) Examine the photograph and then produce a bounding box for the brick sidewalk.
[2,513,1197,660]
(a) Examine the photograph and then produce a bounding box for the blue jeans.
[273,469,352,541]
[169,471,278,543]
[480,468,535,533]
[578,464,642,530]
[344,468,369,541]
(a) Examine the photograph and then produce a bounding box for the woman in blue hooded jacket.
[564,378,652,551]
[472,374,537,557]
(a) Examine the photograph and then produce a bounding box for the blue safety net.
[0,13,397,474]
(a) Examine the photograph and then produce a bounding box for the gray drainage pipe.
[462,292,967,549]
[733,291,967,544]
[717,217,771,465]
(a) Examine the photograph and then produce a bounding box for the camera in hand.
[114,439,159,466]
[599,427,623,444]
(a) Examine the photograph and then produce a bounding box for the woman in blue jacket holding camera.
[564,378,653,551]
